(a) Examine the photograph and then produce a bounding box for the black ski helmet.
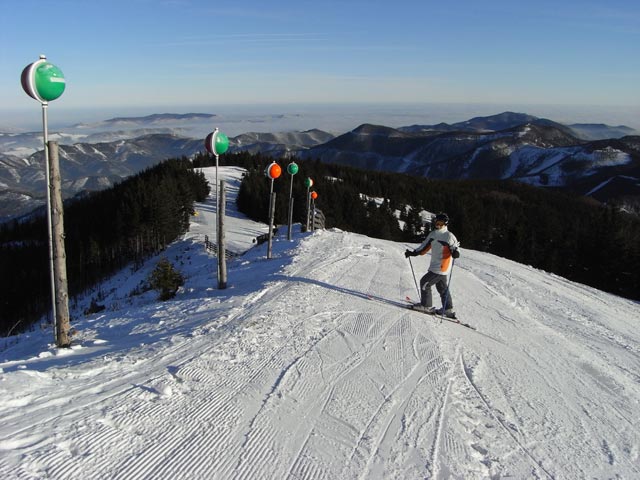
[435,212,449,225]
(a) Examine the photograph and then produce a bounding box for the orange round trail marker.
[266,162,282,180]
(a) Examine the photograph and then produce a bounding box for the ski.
[404,296,476,330]
[362,293,476,330]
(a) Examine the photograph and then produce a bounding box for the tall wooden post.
[287,176,294,241]
[217,180,227,289]
[267,192,276,259]
[305,189,311,232]
[288,197,294,240]
[48,141,71,347]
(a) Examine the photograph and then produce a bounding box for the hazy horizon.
[2,102,639,136]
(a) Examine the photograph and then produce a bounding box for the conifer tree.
[148,258,184,300]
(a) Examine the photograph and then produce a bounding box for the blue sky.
[1,0,639,124]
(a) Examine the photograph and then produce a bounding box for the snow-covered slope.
[0,167,638,479]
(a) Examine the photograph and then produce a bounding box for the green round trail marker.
[205,129,229,156]
[287,162,299,175]
[21,55,66,103]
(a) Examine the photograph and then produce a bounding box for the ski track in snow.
[1,167,639,479]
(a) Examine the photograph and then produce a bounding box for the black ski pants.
[420,271,452,309]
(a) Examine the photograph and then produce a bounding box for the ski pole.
[440,258,455,324]
[408,256,421,300]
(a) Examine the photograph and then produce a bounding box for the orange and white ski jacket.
[414,226,460,275]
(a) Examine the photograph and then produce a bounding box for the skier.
[405,212,460,318]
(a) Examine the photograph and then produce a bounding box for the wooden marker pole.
[48,141,70,347]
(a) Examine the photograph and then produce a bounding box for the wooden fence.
[204,235,237,259]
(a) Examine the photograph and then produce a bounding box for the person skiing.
[405,212,460,317]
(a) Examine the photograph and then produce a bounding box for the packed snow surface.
[1,167,639,479]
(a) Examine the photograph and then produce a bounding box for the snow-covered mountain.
[1,167,638,479]
[0,112,333,157]
[398,111,633,139]
[399,111,564,134]
[231,129,334,157]
[301,120,640,202]
[0,134,204,219]
[0,129,334,220]
[568,123,638,141]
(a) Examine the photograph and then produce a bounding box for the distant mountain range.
[1,112,638,220]
[0,128,334,219]
[299,113,640,204]
[75,113,217,126]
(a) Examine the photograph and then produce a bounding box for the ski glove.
[451,248,460,259]
[405,249,417,258]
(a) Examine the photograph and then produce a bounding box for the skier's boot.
[413,304,437,314]
[435,307,457,319]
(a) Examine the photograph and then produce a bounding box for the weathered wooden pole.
[217,180,227,289]
[267,191,276,259]
[48,141,71,347]
[288,198,294,240]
